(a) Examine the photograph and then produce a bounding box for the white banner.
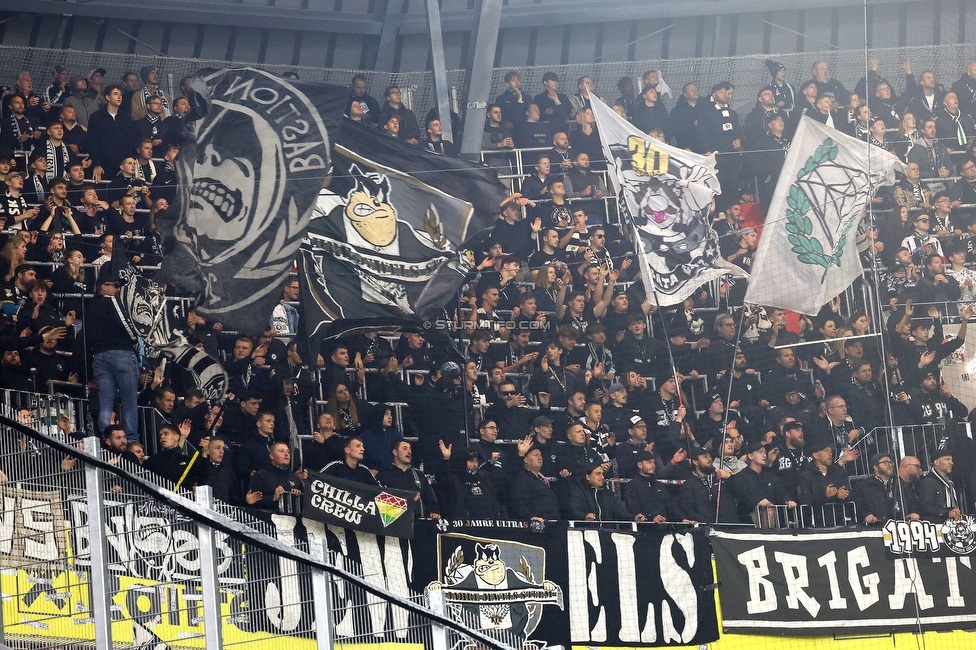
[745,116,904,314]
[589,95,745,307]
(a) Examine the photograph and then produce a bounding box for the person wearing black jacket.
[797,435,852,524]
[623,451,688,523]
[438,444,502,519]
[86,85,134,184]
[566,462,636,521]
[143,423,198,485]
[853,452,897,525]
[321,436,380,486]
[234,411,277,482]
[197,436,241,505]
[730,441,795,524]
[377,440,440,519]
[510,447,561,521]
[85,266,139,441]
[245,441,304,513]
[679,447,737,523]
[918,448,963,521]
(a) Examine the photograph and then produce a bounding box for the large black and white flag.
[298,120,506,344]
[159,67,347,334]
[589,96,745,307]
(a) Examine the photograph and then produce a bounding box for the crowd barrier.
[3,405,976,648]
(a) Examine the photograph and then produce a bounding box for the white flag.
[745,116,905,314]
[589,95,746,307]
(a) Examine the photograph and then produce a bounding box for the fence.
[4,39,976,140]
[0,406,516,650]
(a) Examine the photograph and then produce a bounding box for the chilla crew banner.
[711,528,976,633]
[303,471,418,538]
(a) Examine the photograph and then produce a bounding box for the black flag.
[159,67,347,335]
[297,120,506,347]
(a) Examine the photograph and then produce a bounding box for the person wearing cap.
[601,381,633,437]
[86,68,106,100]
[730,440,795,524]
[437,441,502,519]
[840,360,888,433]
[695,393,731,452]
[21,151,49,206]
[771,420,810,502]
[623,451,689,524]
[716,348,762,428]
[567,461,637,522]
[853,453,898,525]
[797,434,851,521]
[918,447,963,521]
[679,446,737,523]
[485,380,545,441]
[699,81,742,210]
[131,66,172,122]
[84,264,140,441]
[764,60,795,116]
[511,444,561,522]
[8,263,37,307]
[790,79,820,137]
[528,415,558,476]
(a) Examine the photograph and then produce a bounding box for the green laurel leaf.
[784,148,832,269]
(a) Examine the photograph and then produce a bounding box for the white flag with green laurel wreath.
[745,116,905,314]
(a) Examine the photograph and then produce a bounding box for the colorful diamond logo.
[375,492,409,527]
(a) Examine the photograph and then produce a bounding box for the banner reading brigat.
[303,471,418,538]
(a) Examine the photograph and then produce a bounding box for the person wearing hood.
[360,404,401,471]
[130,66,173,121]
[567,461,637,521]
[63,76,100,129]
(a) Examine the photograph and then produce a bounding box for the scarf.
[44,140,70,180]
[946,110,968,146]
[142,86,171,117]
[136,159,158,183]
[8,114,31,150]
[931,470,959,510]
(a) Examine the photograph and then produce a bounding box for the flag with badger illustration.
[296,119,507,350]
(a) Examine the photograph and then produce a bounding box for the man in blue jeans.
[85,267,140,441]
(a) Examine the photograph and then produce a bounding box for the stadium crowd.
[1,56,976,527]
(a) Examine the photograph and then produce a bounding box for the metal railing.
[0,407,516,650]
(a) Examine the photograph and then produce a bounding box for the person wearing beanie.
[679,446,737,523]
[130,65,172,121]
[763,60,795,115]
[918,447,963,521]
